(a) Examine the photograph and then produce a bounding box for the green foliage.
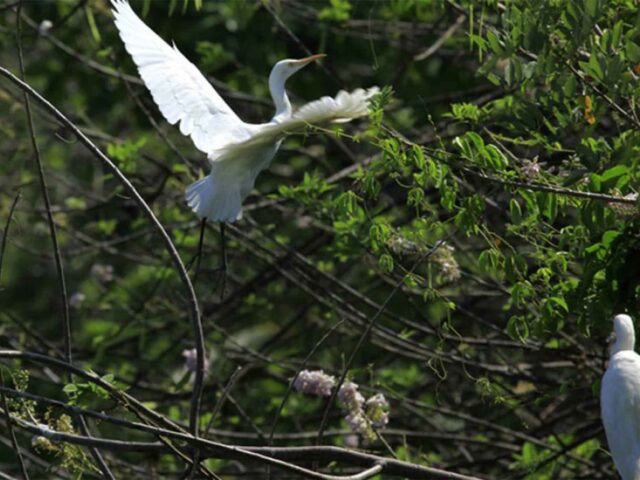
[447,102,481,123]
[62,373,113,407]
[512,437,600,479]
[277,170,335,211]
[106,137,147,174]
[196,41,234,72]
[318,0,352,22]
[0,0,636,478]
[41,413,100,476]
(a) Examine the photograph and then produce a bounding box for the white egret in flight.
[111,0,378,222]
[601,314,640,480]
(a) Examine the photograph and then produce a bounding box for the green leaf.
[579,54,604,82]
[63,384,78,394]
[84,7,101,43]
[601,230,621,247]
[549,296,568,313]
[601,165,628,183]
[626,40,640,62]
[318,0,352,21]
[507,315,529,342]
[509,199,522,224]
[486,30,503,55]
[378,254,394,274]
[542,193,557,222]
[584,0,599,18]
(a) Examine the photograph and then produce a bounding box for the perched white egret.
[111,0,378,222]
[601,314,640,480]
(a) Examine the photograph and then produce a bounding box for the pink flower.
[293,370,335,397]
[520,158,541,181]
[345,411,368,434]
[338,381,365,411]
[365,393,390,428]
[344,434,359,448]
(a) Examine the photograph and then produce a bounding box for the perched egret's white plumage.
[601,314,640,480]
[111,0,378,222]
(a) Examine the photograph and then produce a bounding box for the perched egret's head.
[611,314,635,355]
[269,54,326,84]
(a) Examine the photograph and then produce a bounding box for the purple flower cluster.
[338,381,365,411]
[291,372,391,444]
[365,393,390,428]
[345,411,368,434]
[293,370,335,397]
[338,381,390,442]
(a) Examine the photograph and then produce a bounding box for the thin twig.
[0,191,20,284]
[192,218,207,284]
[218,222,227,301]
[261,1,342,87]
[205,365,245,437]
[76,417,115,480]
[414,15,466,61]
[462,167,637,205]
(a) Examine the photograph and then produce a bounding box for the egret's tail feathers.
[185,174,242,223]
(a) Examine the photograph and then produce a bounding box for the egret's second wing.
[291,87,380,125]
[213,87,379,162]
[111,0,245,153]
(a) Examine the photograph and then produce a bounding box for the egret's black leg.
[193,218,207,284]
[186,218,207,282]
[218,222,227,301]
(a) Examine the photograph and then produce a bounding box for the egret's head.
[611,314,635,355]
[269,54,326,84]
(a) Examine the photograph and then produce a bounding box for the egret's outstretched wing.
[213,87,379,162]
[111,0,245,153]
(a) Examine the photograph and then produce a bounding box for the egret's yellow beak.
[294,54,327,65]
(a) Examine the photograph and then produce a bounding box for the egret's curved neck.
[269,69,291,123]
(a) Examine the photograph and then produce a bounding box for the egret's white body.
[111,0,377,222]
[601,314,640,480]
